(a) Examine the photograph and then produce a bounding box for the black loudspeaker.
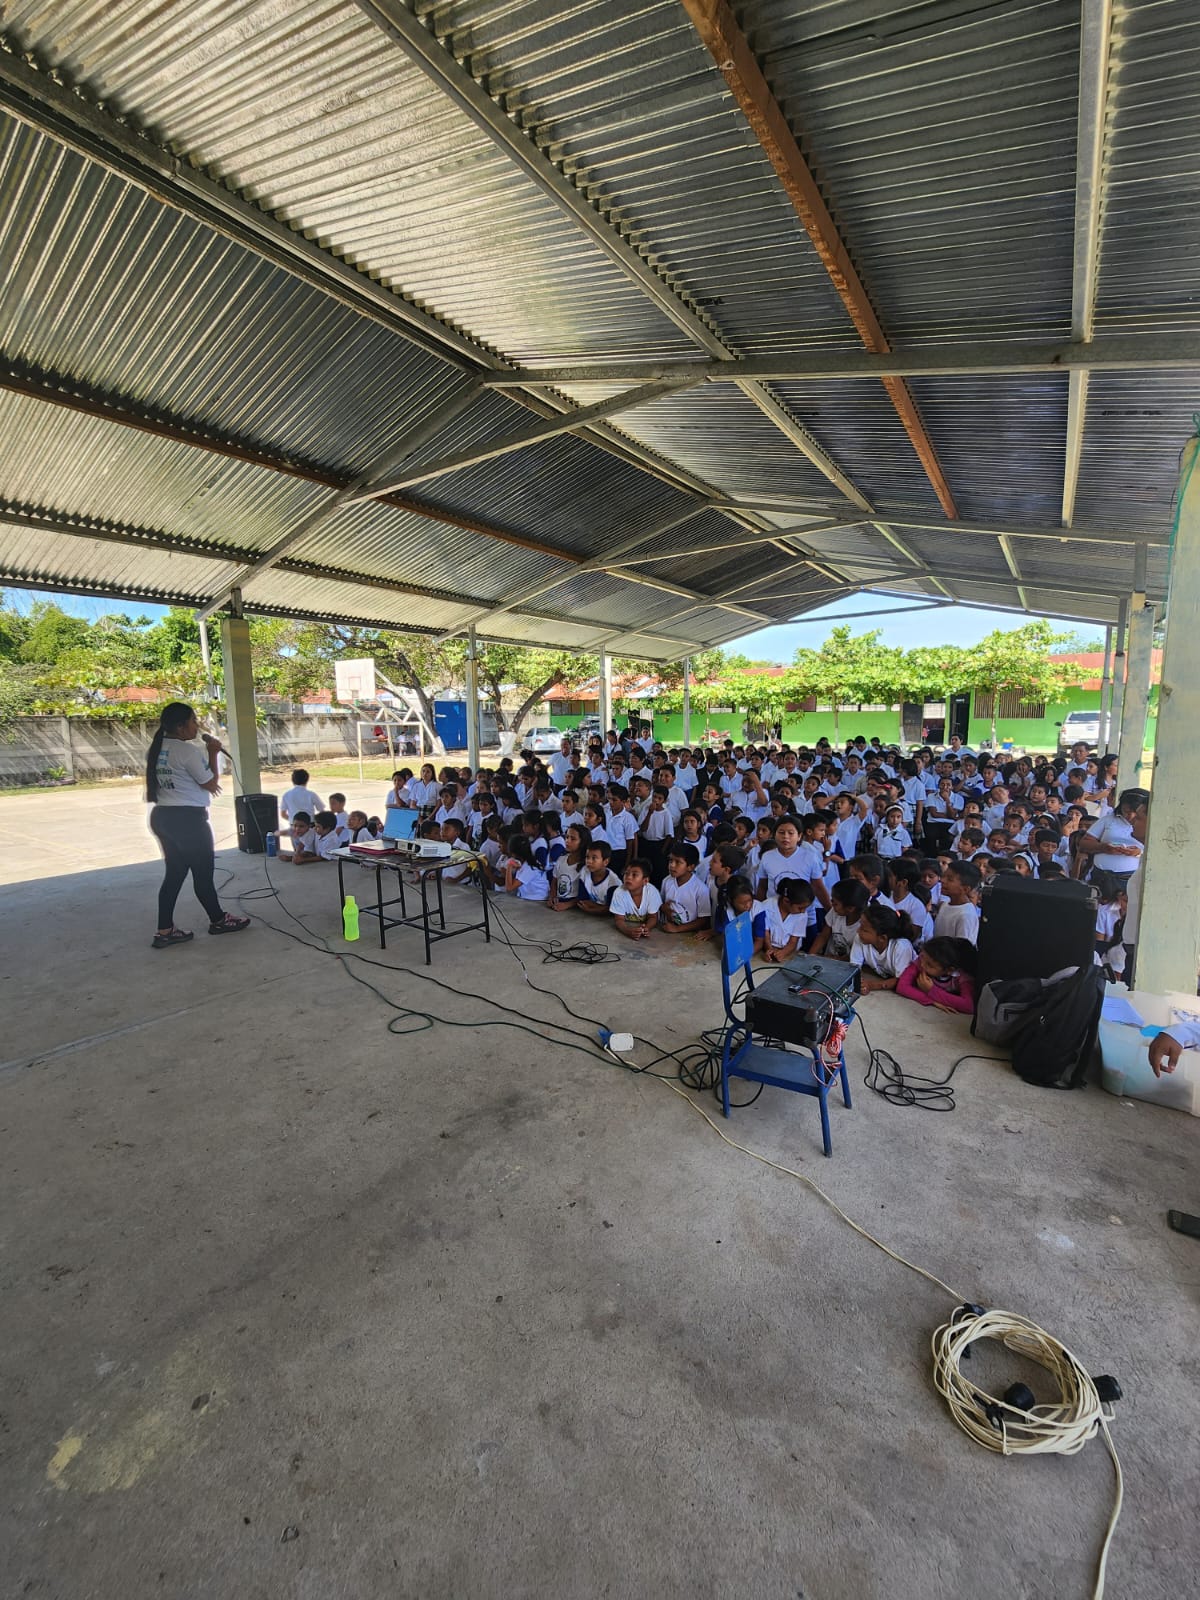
[235,792,279,855]
[976,875,1099,991]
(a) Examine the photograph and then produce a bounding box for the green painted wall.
[650,711,745,744]
[781,709,903,746]
[966,686,1159,754]
[548,711,578,732]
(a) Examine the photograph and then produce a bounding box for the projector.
[349,837,451,861]
[387,836,451,861]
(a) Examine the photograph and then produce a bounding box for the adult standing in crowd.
[145,701,251,949]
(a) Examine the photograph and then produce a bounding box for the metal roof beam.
[610,519,864,566]
[341,382,696,502]
[0,50,793,553]
[0,360,582,564]
[480,333,1200,389]
[707,502,1164,548]
[1063,0,1114,528]
[197,380,488,621]
[0,502,683,644]
[351,0,880,515]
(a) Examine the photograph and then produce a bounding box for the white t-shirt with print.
[662,874,707,926]
[610,883,663,924]
[153,738,215,808]
[579,868,621,906]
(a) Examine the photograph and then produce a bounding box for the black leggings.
[150,805,223,928]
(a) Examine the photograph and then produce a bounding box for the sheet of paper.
[1101,994,1145,1027]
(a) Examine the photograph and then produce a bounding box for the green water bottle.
[342,894,360,942]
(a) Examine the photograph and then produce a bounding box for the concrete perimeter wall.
[0,716,367,786]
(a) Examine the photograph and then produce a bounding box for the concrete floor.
[1,785,1197,1600]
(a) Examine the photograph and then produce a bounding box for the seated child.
[439,818,474,883]
[502,833,550,901]
[347,809,374,844]
[885,858,935,944]
[850,903,919,992]
[896,936,977,1014]
[549,823,591,912]
[328,793,349,834]
[875,804,912,858]
[810,877,868,961]
[576,840,622,913]
[479,814,507,887]
[660,843,710,934]
[281,810,314,860]
[293,809,341,863]
[934,861,982,943]
[755,877,814,964]
[610,859,663,941]
[707,843,748,937]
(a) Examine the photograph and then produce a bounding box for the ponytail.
[146,701,196,803]
[861,902,918,945]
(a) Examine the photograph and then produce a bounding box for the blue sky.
[3,586,1099,660]
[727,594,1100,659]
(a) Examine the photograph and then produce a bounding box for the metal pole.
[198,616,215,700]
[1117,544,1152,788]
[1097,623,1114,748]
[682,656,692,746]
[598,652,613,742]
[357,721,363,785]
[465,626,481,769]
[1109,594,1129,755]
[1135,433,1200,991]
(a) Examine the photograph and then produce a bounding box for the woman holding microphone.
[145,702,251,948]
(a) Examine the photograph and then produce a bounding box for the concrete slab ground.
[1,782,1197,1600]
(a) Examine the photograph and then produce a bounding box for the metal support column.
[198,617,216,701]
[1117,544,1152,788]
[218,592,261,797]
[598,652,613,741]
[1137,432,1200,993]
[1097,624,1114,749]
[1109,594,1129,755]
[465,626,481,769]
[682,656,692,746]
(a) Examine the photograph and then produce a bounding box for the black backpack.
[1006,963,1106,1089]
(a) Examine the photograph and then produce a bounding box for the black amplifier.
[745,957,861,1049]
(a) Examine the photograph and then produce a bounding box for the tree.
[956,621,1082,746]
[900,644,971,706]
[17,600,92,665]
[794,627,906,744]
[473,645,590,734]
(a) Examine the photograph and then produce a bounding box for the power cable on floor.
[218,827,1124,1598]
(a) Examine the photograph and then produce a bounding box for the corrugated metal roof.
[0,0,1194,654]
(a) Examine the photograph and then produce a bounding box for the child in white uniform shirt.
[610,860,663,940]
[851,903,919,992]
[280,768,323,823]
[874,804,912,858]
[660,843,710,933]
[934,861,981,943]
[756,878,813,963]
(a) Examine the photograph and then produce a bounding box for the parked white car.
[520,725,567,754]
[1058,709,1101,750]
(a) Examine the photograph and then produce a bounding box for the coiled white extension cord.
[666,1084,1124,1600]
[932,1307,1123,1597]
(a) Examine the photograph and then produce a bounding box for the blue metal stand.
[718,912,853,1157]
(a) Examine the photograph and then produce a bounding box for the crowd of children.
[276,728,1140,1013]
